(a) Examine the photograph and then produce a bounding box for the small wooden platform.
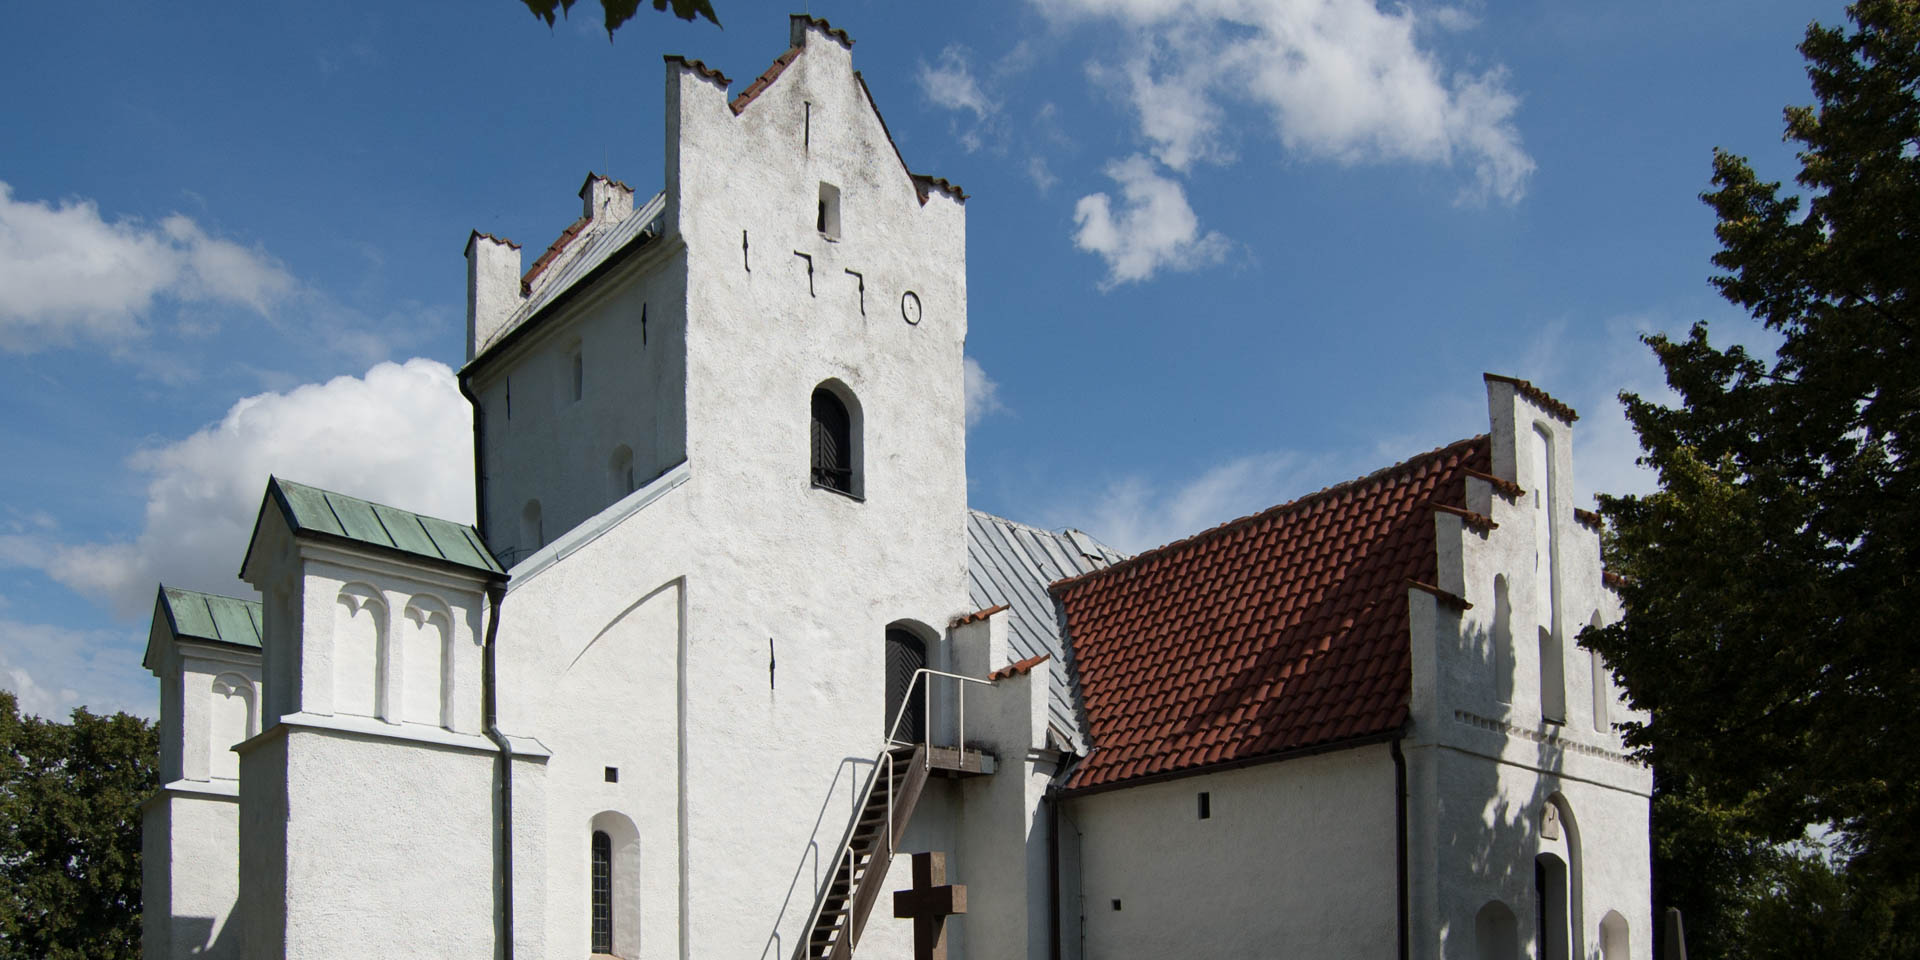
[924,746,995,778]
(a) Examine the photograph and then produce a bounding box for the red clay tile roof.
[990,653,1050,682]
[951,604,1009,628]
[520,215,591,295]
[1484,373,1579,423]
[731,46,800,114]
[1054,435,1492,792]
[1463,467,1524,500]
[664,54,731,87]
[1574,508,1603,531]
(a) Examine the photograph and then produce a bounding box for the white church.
[139,15,1652,960]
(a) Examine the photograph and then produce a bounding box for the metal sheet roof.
[474,190,667,360]
[159,586,263,649]
[966,510,1126,752]
[267,477,503,576]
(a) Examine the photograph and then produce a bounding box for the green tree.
[0,691,157,960]
[1590,1,1920,956]
[519,0,719,37]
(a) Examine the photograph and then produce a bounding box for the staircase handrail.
[884,667,994,762]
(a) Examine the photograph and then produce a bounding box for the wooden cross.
[892,851,967,960]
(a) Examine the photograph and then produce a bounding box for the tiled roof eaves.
[1485,373,1579,423]
[664,54,731,87]
[730,46,801,114]
[990,653,1051,681]
[463,220,660,374]
[1406,578,1473,611]
[792,13,854,48]
[521,215,592,294]
[1061,728,1405,798]
[1463,467,1525,500]
[1052,435,1489,596]
[1574,508,1604,531]
[951,603,1009,628]
[1427,501,1497,533]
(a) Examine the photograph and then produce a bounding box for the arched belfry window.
[591,830,613,953]
[885,628,927,743]
[810,383,859,496]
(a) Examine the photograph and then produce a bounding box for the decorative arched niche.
[401,595,452,728]
[1475,900,1519,960]
[208,673,256,780]
[589,810,641,958]
[333,584,386,718]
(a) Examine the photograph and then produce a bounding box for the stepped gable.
[1054,435,1491,793]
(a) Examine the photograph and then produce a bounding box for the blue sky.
[0,0,1831,717]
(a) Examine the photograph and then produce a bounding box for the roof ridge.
[1051,434,1489,595]
[1484,372,1579,423]
[272,477,476,532]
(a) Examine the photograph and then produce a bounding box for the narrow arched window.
[811,386,853,494]
[885,628,927,743]
[591,831,613,953]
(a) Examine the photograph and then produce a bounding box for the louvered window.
[885,628,927,743]
[591,831,613,953]
[810,387,853,493]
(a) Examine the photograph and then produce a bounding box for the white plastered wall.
[1405,378,1652,960]
[474,17,974,960]
[1065,745,1401,960]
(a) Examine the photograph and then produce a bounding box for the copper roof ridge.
[730,45,802,114]
[790,12,854,48]
[664,54,731,87]
[1462,467,1524,499]
[1050,434,1491,595]
[1484,372,1579,423]
[951,603,1009,628]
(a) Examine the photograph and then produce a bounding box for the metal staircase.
[801,743,931,960]
[795,668,995,960]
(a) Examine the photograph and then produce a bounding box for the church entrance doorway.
[886,628,927,743]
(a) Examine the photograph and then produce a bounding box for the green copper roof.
[159,586,263,649]
[266,477,504,576]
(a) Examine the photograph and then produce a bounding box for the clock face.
[901,290,922,325]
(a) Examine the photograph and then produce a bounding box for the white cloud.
[0,181,295,352]
[1027,156,1060,194]
[0,620,152,719]
[1061,450,1356,554]
[5,358,474,619]
[919,45,997,119]
[964,356,1007,427]
[1074,154,1231,287]
[1038,0,1535,202]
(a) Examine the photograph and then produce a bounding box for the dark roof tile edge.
[853,71,927,207]
[951,603,1010,628]
[1063,728,1405,796]
[1485,373,1579,423]
[1462,467,1525,499]
[664,54,731,87]
[989,653,1050,682]
[731,46,801,114]
[1051,434,1489,595]
[911,174,969,202]
[1602,570,1629,591]
[578,171,634,196]
[465,230,521,253]
[791,13,854,48]
[1427,500,1497,533]
[520,215,592,294]
[1574,508,1604,531]
[1406,579,1474,611]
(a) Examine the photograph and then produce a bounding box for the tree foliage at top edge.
[519,0,720,38]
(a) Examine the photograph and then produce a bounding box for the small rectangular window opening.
[1111,899,1123,911]
[1198,791,1211,820]
[817,182,841,239]
[604,766,618,783]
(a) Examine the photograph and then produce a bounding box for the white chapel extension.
[139,16,1652,960]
